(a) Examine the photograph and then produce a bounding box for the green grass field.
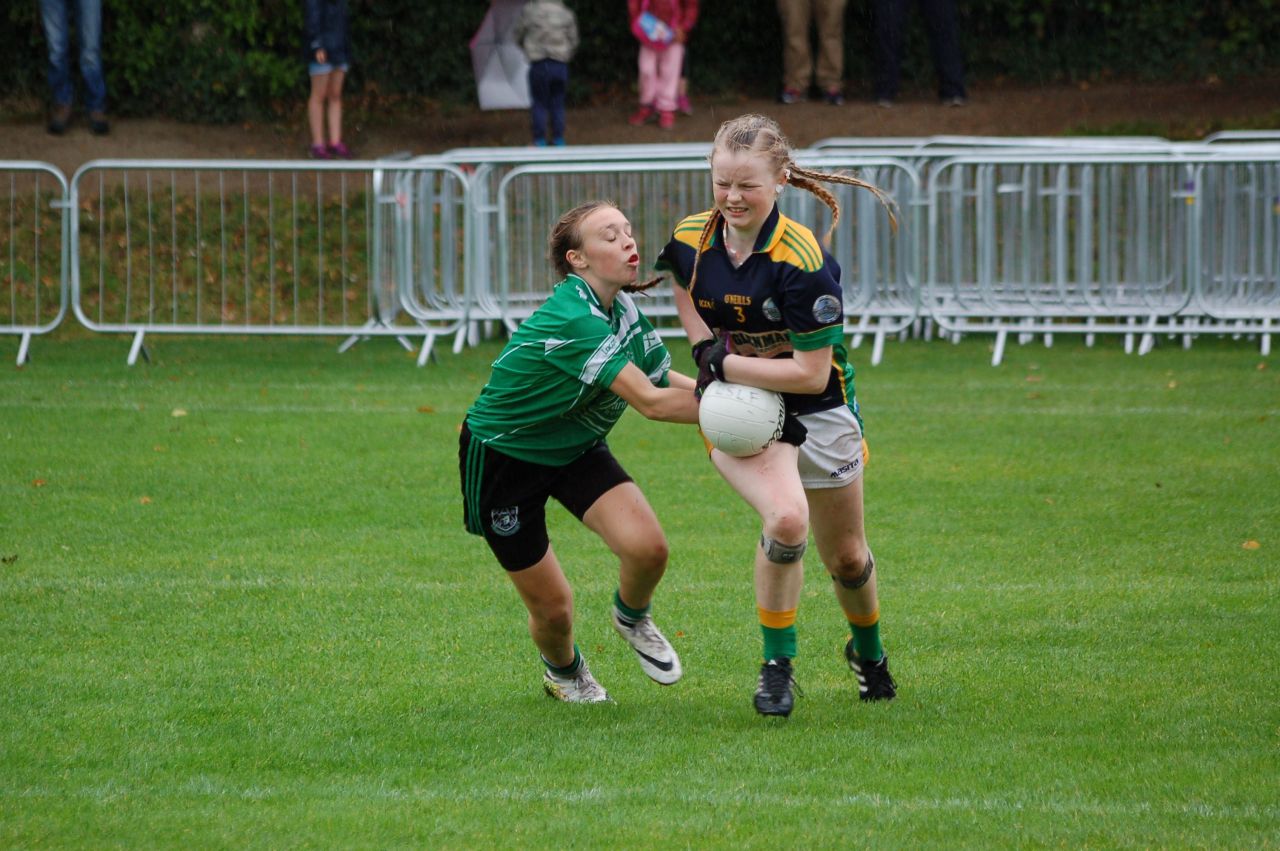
[2,332,1277,848]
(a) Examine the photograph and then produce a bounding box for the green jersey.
[464,274,672,466]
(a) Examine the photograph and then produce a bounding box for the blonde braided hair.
[687,113,897,294]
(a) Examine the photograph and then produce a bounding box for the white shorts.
[796,406,864,489]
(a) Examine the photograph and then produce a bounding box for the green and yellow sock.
[759,606,797,660]
[848,608,883,662]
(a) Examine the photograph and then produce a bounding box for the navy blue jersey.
[656,205,859,420]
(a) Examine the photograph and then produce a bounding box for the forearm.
[722,351,829,395]
[673,282,713,345]
[610,362,700,424]
[666,370,696,392]
[632,385,700,424]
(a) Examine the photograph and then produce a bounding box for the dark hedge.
[3,0,1277,122]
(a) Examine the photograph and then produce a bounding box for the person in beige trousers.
[777,0,848,105]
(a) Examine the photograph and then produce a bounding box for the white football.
[698,381,786,458]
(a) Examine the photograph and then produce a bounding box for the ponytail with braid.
[786,164,898,245]
[706,113,898,251]
[686,208,722,295]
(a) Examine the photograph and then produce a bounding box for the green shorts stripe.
[463,433,486,535]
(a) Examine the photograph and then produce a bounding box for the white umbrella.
[470,0,530,110]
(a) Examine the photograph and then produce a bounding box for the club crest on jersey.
[490,506,520,537]
[812,294,842,324]
[762,297,782,322]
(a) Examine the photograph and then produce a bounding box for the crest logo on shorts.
[490,506,520,537]
[812,294,842,324]
[762,297,782,323]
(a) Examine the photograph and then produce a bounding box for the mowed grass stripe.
[1,334,1276,847]
[7,779,1278,822]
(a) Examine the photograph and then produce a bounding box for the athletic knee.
[531,596,574,635]
[830,549,875,589]
[758,509,808,564]
[760,532,807,564]
[763,505,808,545]
[623,535,669,576]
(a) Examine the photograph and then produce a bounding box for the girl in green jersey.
[460,201,700,704]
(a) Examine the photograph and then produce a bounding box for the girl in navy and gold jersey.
[655,113,898,717]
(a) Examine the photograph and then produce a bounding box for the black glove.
[691,335,729,399]
[778,409,807,447]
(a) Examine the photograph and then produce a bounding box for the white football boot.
[543,664,612,704]
[611,610,683,685]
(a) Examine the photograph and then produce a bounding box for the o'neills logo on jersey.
[490,506,520,536]
[597,335,621,360]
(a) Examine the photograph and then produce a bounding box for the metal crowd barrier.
[0,162,69,365]
[369,159,472,364]
[4,135,1278,367]
[1193,154,1280,355]
[927,153,1195,363]
[67,159,468,364]
[926,150,1280,363]
[1204,130,1280,145]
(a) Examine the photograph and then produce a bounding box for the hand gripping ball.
[698,381,786,458]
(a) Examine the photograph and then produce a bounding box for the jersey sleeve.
[654,236,693,290]
[543,313,632,390]
[654,211,711,289]
[779,247,845,351]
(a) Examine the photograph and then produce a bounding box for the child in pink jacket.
[627,0,698,130]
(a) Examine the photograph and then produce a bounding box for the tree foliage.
[2,0,1277,122]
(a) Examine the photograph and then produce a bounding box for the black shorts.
[459,420,633,572]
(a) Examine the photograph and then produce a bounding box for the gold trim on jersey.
[674,210,823,274]
[672,211,714,250]
[769,218,823,272]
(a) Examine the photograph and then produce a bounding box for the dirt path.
[3,77,1278,177]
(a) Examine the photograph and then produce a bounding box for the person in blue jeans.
[513,0,579,146]
[38,0,107,135]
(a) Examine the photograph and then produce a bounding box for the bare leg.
[711,442,808,612]
[809,473,897,700]
[505,546,575,667]
[307,72,329,147]
[581,481,669,610]
[808,475,878,619]
[325,68,346,145]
